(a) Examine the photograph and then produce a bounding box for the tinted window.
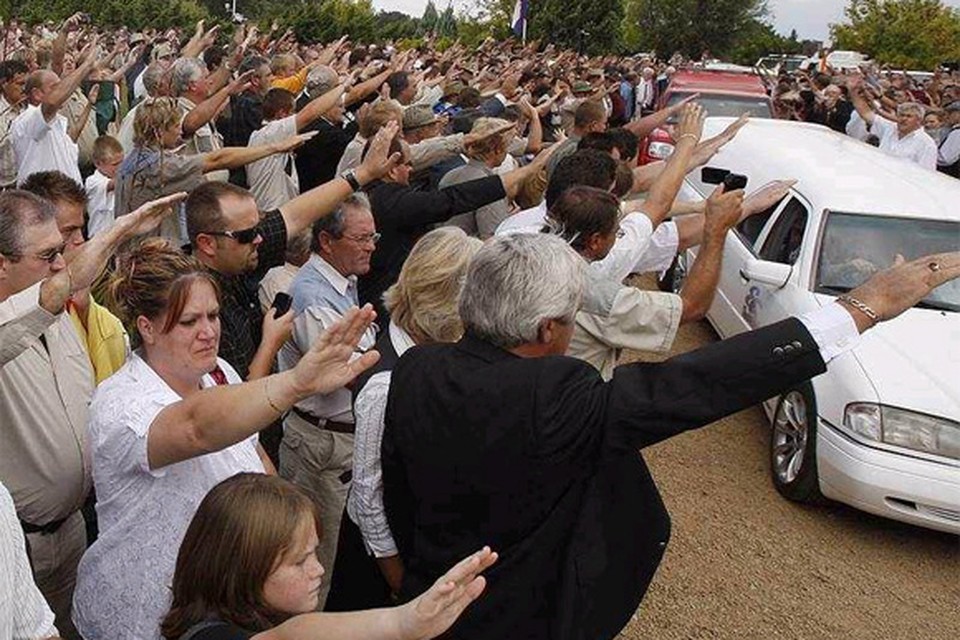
[759,198,808,265]
[736,206,775,247]
[667,92,773,120]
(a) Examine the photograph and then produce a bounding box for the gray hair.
[142,62,166,96]
[0,191,56,259]
[896,101,925,118]
[171,57,207,97]
[306,65,339,99]
[459,234,584,349]
[310,193,371,250]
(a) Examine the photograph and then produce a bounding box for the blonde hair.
[383,227,482,344]
[465,117,510,161]
[133,97,182,149]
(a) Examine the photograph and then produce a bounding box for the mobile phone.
[723,173,748,191]
[701,166,730,184]
[271,292,292,318]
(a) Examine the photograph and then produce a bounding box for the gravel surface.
[616,316,960,640]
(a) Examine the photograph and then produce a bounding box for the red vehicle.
[639,70,774,165]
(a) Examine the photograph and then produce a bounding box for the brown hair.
[358,100,403,139]
[20,171,87,208]
[545,185,620,252]
[133,97,182,148]
[262,88,296,120]
[160,473,322,638]
[92,135,124,164]
[103,238,219,348]
[185,181,256,243]
[574,100,607,130]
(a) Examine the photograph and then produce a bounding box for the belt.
[292,406,355,434]
[20,513,72,536]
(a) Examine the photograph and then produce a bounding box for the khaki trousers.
[26,510,86,640]
[279,415,354,610]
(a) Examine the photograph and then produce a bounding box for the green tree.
[421,1,439,34]
[622,0,767,58]
[831,0,960,69]
[530,0,625,54]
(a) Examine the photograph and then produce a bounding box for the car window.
[758,198,808,265]
[736,206,776,247]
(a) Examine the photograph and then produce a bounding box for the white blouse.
[72,353,263,640]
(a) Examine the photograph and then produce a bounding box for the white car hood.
[851,310,960,421]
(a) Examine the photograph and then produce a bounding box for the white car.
[669,118,960,534]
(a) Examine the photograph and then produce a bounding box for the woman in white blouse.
[71,240,379,640]
[325,227,482,611]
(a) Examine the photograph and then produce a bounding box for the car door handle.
[739,268,750,281]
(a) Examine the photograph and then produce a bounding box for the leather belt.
[20,513,71,536]
[292,406,355,434]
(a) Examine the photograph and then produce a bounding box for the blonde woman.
[114,96,314,245]
[326,227,483,611]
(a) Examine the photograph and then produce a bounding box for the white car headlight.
[844,403,960,460]
[647,141,675,159]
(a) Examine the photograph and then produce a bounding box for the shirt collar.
[309,253,356,296]
[389,320,417,356]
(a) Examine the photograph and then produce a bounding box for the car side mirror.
[740,258,792,287]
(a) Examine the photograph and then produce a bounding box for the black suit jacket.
[359,176,506,318]
[295,116,358,191]
[381,318,826,640]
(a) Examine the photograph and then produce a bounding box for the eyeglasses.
[202,225,261,244]
[3,242,67,264]
[341,232,381,245]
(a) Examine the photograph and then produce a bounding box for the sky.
[370,0,960,42]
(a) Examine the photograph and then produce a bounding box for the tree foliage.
[727,18,803,65]
[8,0,208,30]
[622,0,768,58]
[831,0,960,69]
[529,0,625,55]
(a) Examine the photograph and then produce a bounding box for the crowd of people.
[1,12,958,640]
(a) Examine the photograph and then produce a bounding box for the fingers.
[439,547,498,588]
[134,192,188,216]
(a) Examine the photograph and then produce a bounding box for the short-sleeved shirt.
[10,104,81,185]
[870,117,938,170]
[72,353,263,640]
[247,115,299,211]
[114,148,205,247]
[211,209,288,379]
[0,96,25,187]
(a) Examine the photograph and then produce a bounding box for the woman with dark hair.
[71,240,380,639]
[162,473,496,640]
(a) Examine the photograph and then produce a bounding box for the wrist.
[353,166,373,186]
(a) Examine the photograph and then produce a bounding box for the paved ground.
[616,317,960,640]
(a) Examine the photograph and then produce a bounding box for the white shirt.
[116,101,141,154]
[494,200,680,281]
[73,354,263,640]
[347,321,417,557]
[870,117,938,170]
[0,480,58,639]
[84,170,114,237]
[10,104,81,185]
[247,115,299,211]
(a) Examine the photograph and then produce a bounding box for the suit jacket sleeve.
[606,317,827,451]
[388,176,507,229]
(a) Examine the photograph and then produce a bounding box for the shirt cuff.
[798,302,861,364]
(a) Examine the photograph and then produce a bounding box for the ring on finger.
[928,261,941,272]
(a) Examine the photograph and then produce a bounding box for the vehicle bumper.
[817,419,960,534]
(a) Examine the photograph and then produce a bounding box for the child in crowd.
[84,135,124,237]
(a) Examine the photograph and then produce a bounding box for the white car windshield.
[816,212,960,312]
[667,92,773,119]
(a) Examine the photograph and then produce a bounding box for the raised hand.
[741,179,796,219]
[274,130,319,153]
[290,305,380,397]
[399,547,498,640]
[703,184,745,237]
[356,120,403,184]
[675,102,707,144]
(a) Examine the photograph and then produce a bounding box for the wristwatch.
[340,169,361,192]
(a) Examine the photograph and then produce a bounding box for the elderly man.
[10,41,98,185]
[116,62,171,154]
[0,190,183,639]
[849,76,937,169]
[381,232,959,640]
[278,193,378,610]
[0,60,29,189]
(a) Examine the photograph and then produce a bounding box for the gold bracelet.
[676,133,699,144]
[264,378,284,415]
[838,295,879,322]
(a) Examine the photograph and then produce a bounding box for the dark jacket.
[359,175,506,318]
[382,319,826,640]
[295,116,359,192]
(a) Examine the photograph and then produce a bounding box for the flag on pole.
[511,0,528,43]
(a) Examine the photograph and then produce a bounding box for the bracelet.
[264,378,284,415]
[676,133,699,144]
[838,295,879,322]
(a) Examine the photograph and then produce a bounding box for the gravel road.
[616,317,960,640]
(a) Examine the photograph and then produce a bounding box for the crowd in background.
[0,11,958,640]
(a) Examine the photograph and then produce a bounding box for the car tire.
[770,383,826,504]
[656,253,687,293]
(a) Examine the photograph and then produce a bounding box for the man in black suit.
[381,232,958,640]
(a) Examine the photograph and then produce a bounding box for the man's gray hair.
[310,193,371,250]
[142,62,166,96]
[896,101,925,118]
[306,65,339,99]
[459,234,584,349]
[171,57,207,97]
[0,191,56,258]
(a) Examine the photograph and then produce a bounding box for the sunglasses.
[203,225,261,244]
